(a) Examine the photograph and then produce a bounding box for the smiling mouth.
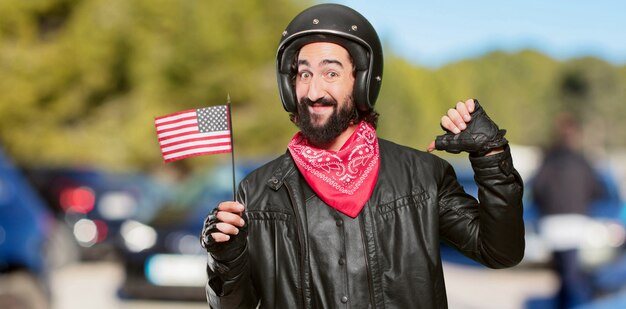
[308,101,335,108]
[308,104,334,114]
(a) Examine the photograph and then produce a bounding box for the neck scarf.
[287,121,380,218]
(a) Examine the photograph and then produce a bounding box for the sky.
[317,1,626,68]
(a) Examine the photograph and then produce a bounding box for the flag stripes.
[154,105,232,162]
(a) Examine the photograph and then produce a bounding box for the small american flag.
[155,105,232,163]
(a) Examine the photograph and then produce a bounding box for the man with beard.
[201,4,525,308]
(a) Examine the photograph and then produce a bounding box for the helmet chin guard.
[276,4,383,113]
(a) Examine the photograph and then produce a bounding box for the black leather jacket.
[206,139,525,308]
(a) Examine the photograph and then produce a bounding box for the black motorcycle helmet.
[276,3,383,113]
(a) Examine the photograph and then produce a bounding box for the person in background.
[201,4,525,308]
[533,112,605,309]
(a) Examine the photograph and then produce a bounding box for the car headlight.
[580,220,626,267]
[98,191,137,220]
[165,232,204,255]
[121,220,157,252]
[73,218,108,247]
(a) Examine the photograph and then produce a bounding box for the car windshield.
[149,163,257,226]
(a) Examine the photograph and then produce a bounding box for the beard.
[295,95,357,148]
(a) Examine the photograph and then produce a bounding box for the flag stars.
[197,105,229,133]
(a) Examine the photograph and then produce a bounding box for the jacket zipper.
[285,182,308,309]
[360,209,378,308]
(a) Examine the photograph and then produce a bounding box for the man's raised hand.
[428,99,507,156]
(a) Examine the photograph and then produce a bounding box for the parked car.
[26,167,172,260]
[439,161,625,270]
[0,146,54,308]
[118,161,261,301]
[522,168,626,309]
[522,167,625,269]
[443,158,626,309]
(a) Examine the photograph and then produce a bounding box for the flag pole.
[227,94,237,201]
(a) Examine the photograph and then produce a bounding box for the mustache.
[300,97,337,107]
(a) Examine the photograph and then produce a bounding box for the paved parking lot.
[50,260,557,309]
[444,263,557,309]
[50,261,206,309]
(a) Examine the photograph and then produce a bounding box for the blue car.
[0,147,54,308]
[522,167,625,267]
[26,167,172,261]
[439,160,625,270]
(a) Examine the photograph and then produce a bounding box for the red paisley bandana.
[288,122,380,218]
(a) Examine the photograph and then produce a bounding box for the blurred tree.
[554,58,626,155]
[0,0,305,170]
[433,50,560,148]
[0,0,624,171]
[376,50,626,154]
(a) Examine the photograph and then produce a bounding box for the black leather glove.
[200,207,247,262]
[435,100,508,156]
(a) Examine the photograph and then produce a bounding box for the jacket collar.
[266,152,297,191]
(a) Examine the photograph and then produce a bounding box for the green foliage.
[0,0,304,170]
[1,0,624,171]
[376,50,626,153]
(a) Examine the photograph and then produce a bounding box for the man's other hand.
[427,99,506,156]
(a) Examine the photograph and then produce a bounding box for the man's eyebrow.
[321,59,344,68]
[297,59,344,68]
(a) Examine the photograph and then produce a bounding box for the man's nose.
[306,77,325,102]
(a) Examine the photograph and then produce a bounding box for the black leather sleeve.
[438,145,525,268]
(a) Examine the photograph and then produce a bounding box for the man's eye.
[299,72,311,79]
[327,72,338,78]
